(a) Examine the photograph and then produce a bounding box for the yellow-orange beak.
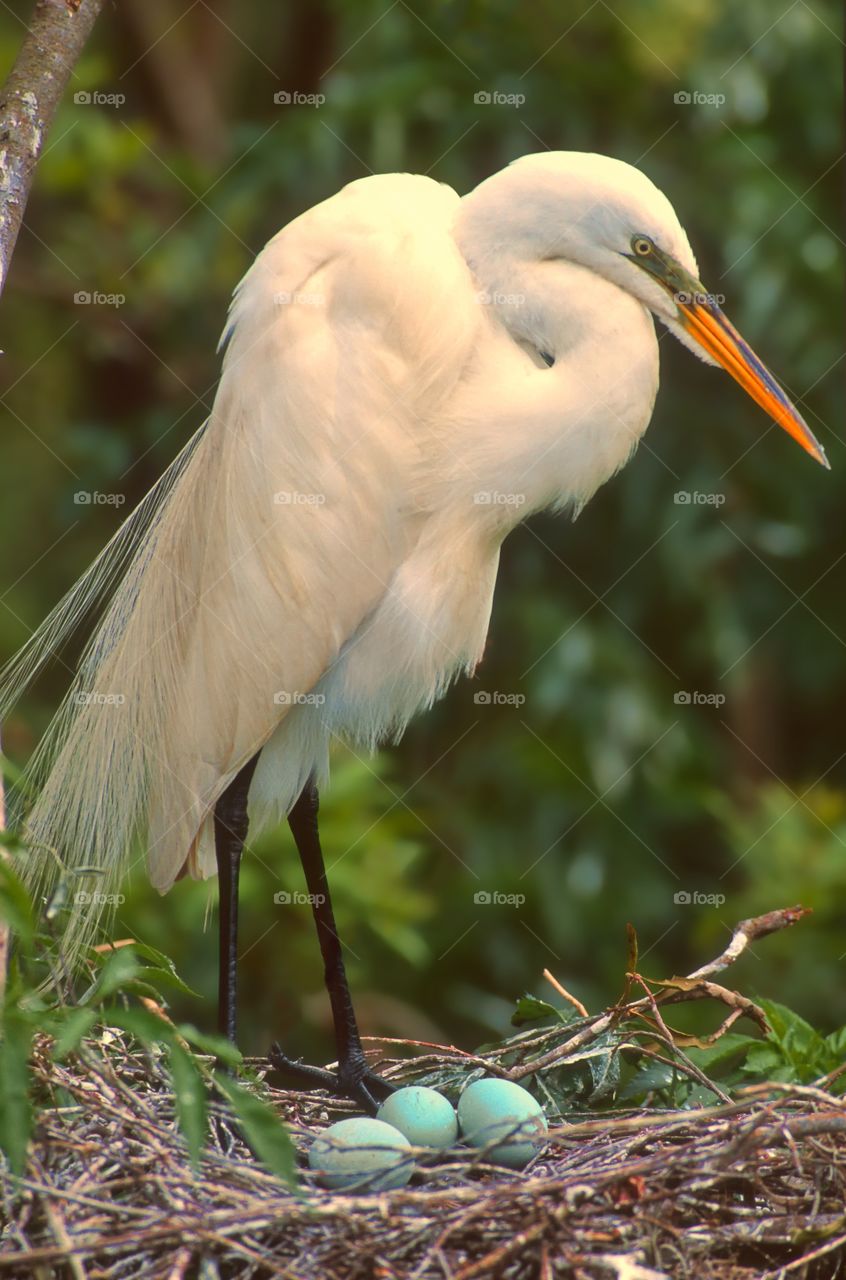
[676,292,829,469]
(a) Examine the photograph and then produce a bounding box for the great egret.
[1,151,827,1109]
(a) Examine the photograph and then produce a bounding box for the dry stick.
[617,1041,732,1105]
[543,967,589,1018]
[686,905,811,980]
[38,1187,88,1280]
[627,977,734,1101]
[759,1233,846,1279]
[0,0,105,301]
[508,907,807,1081]
[453,1214,553,1280]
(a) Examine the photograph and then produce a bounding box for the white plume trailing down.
[1,152,820,971]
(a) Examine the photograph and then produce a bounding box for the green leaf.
[0,752,28,793]
[511,994,565,1026]
[214,1072,297,1187]
[618,1060,678,1102]
[134,965,198,996]
[82,945,197,1005]
[686,1033,763,1078]
[824,1025,846,1058]
[0,830,27,853]
[51,1008,98,1059]
[0,860,36,952]
[80,947,142,1004]
[113,944,199,996]
[741,1043,787,1080]
[178,1023,242,1066]
[759,999,831,1079]
[103,1005,175,1047]
[0,1005,33,1174]
[587,1045,621,1103]
[169,1041,207,1166]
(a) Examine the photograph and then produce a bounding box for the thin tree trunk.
[0,746,8,1004]
[0,0,104,300]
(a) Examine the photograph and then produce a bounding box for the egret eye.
[632,236,652,257]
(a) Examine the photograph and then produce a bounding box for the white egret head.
[458,151,827,467]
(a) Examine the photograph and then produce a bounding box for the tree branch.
[0,0,104,299]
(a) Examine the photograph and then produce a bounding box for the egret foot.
[268,1042,396,1114]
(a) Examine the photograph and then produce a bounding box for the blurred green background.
[1,0,843,1062]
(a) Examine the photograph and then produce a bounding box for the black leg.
[214,753,259,1045]
[268,777,394,1112]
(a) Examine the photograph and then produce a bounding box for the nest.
[2,909,846,1279]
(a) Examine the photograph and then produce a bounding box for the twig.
[543,968,589,1017]
[687,906,810,980]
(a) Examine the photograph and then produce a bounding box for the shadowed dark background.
[0,0,843,1061]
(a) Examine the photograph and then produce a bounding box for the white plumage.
[0,151,824,969]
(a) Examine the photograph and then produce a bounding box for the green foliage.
[0,867,843,1179]
[0,1001,33,1175]
[214,1073,298,1188]
[0,869,292,1181]
[488,992,846,1116]
[0,0,842,1060]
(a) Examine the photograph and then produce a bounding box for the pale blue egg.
[457,1078,548,1169]
[308,1117,414,1190]
[377,1086,459,1149]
